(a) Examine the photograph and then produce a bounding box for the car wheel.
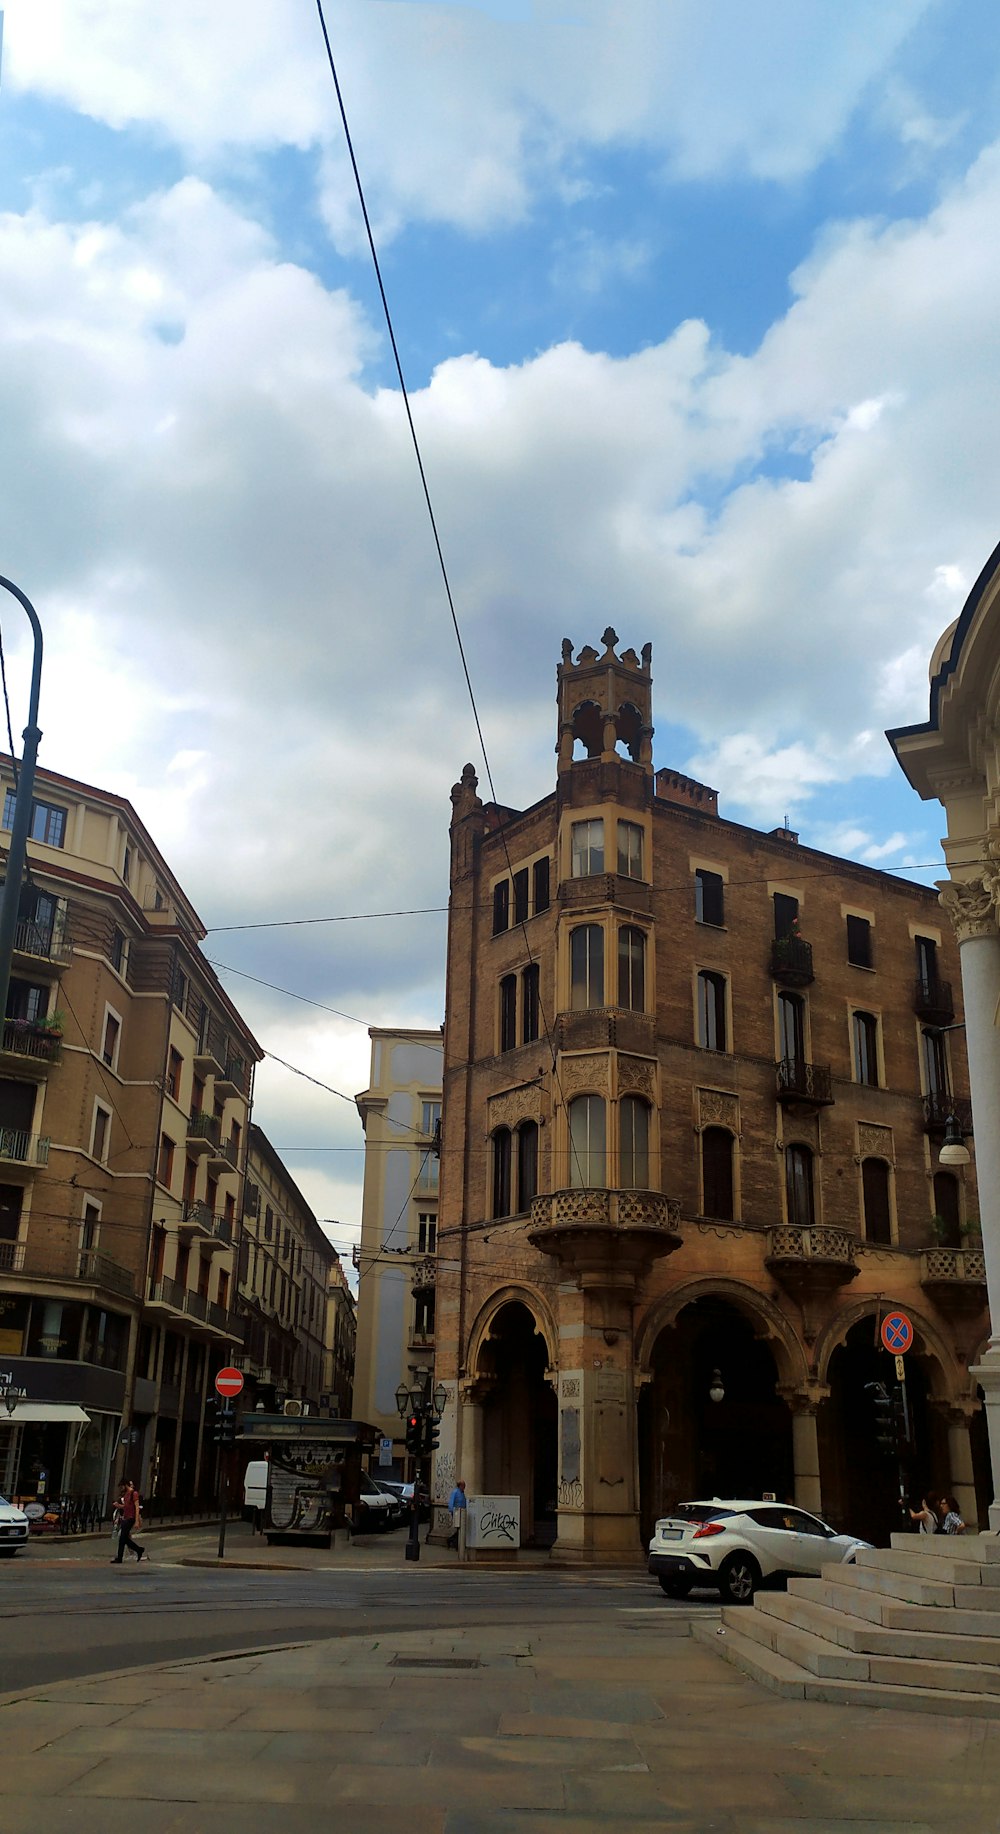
[657,1575,692,1598]
[718,1553,760,1604]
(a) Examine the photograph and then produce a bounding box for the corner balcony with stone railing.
[919,1244,988,1313]
[529,1187,682,1288]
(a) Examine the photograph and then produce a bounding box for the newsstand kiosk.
[237,1415,378,1548]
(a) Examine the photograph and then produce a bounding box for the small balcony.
[913,977,954,1025]
[0,1239,25,1272]
[920,1246,987,1312]
[207,1299,242,1340]
[184,1289,209,1324]
[186,1110,221,1156]
[146,1275,188,1319]
[770,937,814,987]
[776,1057,834,1108]
[214,1054,248,1099]
[0,1238,133,1294]
[193,1023,226,1079]
[0,1019,62,1075]
[206,1133,240,1177]
[765,1225,860,1334]
[76,1250,135,1298]
[0,1129,50,1171]
[13,913,72,970]
[178,1202,233,1249]
[922,1092,974,1136]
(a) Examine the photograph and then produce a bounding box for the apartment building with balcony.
[353,1027,443,1471]
[235,1123,346,1413]
[435,631,991,1556]
[325,1249,356,1420]
[0,759,261,1507]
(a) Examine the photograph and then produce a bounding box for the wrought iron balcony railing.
[769,937,814,985]
[913,977,954,1024]
[776,1057,834,1106]
[0,1129,50,1165]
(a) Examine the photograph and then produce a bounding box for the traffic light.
[868,1382,905,1458]
[213,1404,237,1447]
[405,1412,422,1455]
[424,1415,440,1455]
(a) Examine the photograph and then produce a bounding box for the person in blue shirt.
[447,1478,467,1547]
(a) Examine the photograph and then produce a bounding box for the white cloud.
[4,0,933,240]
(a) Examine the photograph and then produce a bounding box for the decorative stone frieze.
[487,1082,543,1129]
[697,1088,739,1133]
[617,1054,656,1100]
[558,1053,608,1098]
[857,1122,894,1163]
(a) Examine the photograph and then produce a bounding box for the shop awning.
[6,1402,91,1425]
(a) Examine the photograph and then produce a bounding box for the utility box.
[466,1494,520,1550]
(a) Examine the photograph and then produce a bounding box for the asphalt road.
[0,1531,696,1690]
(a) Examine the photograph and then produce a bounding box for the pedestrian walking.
[111,1479,148,1563]
[447,1478,467,1549]
[941,1495,966,1535]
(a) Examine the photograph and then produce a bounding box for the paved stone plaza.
[1,1611,998,1833]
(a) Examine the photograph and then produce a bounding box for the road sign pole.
[217,1454,229,1562]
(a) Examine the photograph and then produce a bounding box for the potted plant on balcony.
[35,1010,64,1038]
[773,915,803,961]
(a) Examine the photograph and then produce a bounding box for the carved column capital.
[937,874,999,944]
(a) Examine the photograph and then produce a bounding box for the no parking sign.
[880,1311,914,1356]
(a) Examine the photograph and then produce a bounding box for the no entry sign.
[215,1366,244,1400]
[880,1311,914,1355]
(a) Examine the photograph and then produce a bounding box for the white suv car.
[0,1492,29,1556]
[648,1499,870,1603]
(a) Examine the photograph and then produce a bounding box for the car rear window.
[670,1504,734,1523]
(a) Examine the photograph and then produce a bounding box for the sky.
[0,0,998,1264]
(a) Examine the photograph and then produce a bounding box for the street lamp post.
[394,1369,447,1565]
[0,577,43,1030]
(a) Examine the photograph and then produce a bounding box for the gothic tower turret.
[556,627,653,777]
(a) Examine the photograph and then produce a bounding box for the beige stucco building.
[353,1027,443,1467]
[0,759,262,1508]
[890,538,1000,1529]
[434,632,991,1559]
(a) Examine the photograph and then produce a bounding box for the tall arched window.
[492,1128,512,1218]
[620,1096,650,1189]
[618,926,646,1011]
[568,1094,606,1188]
[862,1158,892,1245]
[517,1121,538,1210]
[499,975,517,1052]
[570,924,604,1009]
[521,964,539,1044]
[701,1127,734,1220]
[785,1144,815,1227]
[932,1170,961,1247]
[922,1026,947,1096]
[778,991,805,1065]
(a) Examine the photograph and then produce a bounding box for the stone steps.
[703,1535,1000,1717]
[757,1587,1000,1666]
[796,1573,1000,1638]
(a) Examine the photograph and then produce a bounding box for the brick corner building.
[434,629,991,1557]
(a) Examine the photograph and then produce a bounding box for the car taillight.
[692,1522,727,1539]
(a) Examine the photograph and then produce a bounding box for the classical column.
[940,880,1000,1529]
[941,1404,980,1532]
[790,1398,822,1516]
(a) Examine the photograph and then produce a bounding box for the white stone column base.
[969,1340,1000,1533]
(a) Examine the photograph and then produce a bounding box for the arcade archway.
[638,1296,794,1540]
[819,1317,949,1545]
[477,1301,557,1546]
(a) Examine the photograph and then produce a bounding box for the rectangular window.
[166,1047,183,1102]
[102,1011,120,1069]
[3,792,67,848]
[617,926,645,1011]
[81,1201,101,1252]
[532,856,550,915]
[183,1156,198,1205]
[92,1103,111,1163]
[617,821,644,880]
[571,818,604,878]
[513,868,529,925]
[695,869,725,927]
[697,971,727,1051]
[773,893,799,940]
[110,928,127,974]
[264,1204,273,1241]
[852,1011,879,1087]
[915,935,938,990]
[421,1099,441,1135]
[158,1133,175,1186]
[417,1151,439,1195]
[521,963,539,1043]
[846,915,873,968]
[418,1212,437,1253]
[492,880,509,936]
[414,1289,435,1339]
